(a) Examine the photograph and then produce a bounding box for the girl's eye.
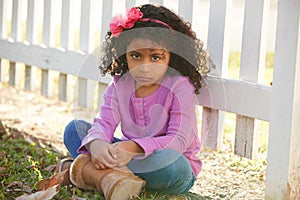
[131,53,140,59]
[152,55,161,61]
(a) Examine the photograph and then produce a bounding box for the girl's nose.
[137,64,151,73]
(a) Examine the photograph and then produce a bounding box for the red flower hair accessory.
[110,7,143,37]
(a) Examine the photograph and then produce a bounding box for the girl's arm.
[78,80,121,153]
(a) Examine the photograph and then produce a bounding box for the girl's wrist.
[114,140,144,154]
[86,139,103,152]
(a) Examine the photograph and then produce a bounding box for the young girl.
[61,4,211,200]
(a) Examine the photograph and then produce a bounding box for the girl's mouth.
[136,76,153,82]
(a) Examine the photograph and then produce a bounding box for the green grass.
[0,132,206,200]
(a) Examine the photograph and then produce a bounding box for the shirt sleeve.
[78,79,121,153]
[132,78,198,158]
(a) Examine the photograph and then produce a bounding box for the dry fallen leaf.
[37,169,68,191]
[6,181,31,193]
[16,184,58,200]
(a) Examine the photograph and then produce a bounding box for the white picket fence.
[0,0,299,199]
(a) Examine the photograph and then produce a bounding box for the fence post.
[265,0,300,199]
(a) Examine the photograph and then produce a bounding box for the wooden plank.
[97,82,108,111]
[58,73,67,101]
[0,0,8,38]
[265,0,300,199]
[9,0,22,87]
[0,39,273,120]
[0,59,2,82]
[59,0,71,101]
[0,59,6,82]
[239,0,269,83]
[60,0,71,49]
[78,77,87,107]
[197,76,271,121]
[26,0,38,44]
[201,107,224,150]
[126,0,136,8]
[79,0,92,52]
[25,65,32,90]
[235,0,270,159]
[11,0,22,41]
[41,0,55,97]
[8,61,15,86]
[207,0,231,76]
[149,0,163,6]
[78,0,96,108]
[235,115,258,159]
[0,0,7,82]
[202,0,232,149]
[42,0,55,46]
[25,0,38,91]
[41,69,49,97]
[178,0,193,23]
[101,0,113,42]
[0,40,111,82]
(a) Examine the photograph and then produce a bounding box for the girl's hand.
[87,139,118,169]
[113,141,144,167]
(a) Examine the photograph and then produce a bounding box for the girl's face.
[126,38,170,89]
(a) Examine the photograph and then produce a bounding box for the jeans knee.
[63,120,77,145]
[130,149,195,194]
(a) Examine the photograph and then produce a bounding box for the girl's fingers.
[98,163,107,169]
[91,156,101,169]
[108,145,118,159]
[92,154,115,169]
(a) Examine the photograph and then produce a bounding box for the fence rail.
[0,0,299,199]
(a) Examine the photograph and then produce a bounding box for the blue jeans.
[63,120,195,194]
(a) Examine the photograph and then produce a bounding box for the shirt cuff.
[132,137,158,159]
[77,132,105,153]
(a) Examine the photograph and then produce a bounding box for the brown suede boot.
[69,154,146,200]
[55,158,73,186]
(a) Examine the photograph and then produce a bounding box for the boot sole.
[108,177,145,200]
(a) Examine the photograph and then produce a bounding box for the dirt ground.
[0,83,266,199]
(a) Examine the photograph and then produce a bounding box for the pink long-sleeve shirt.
[78,73,202,177]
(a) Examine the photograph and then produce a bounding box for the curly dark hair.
[98,4,212,94]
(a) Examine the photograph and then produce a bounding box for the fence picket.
[126,0,136,8]
[149,0,163,6]
[201,108,224,150]
[235,0,270,159]
[178,0,193,23]
[59,0,71,101]
[77,0,97,109]
[25,0,38,91]
[0,0,7,82]
[0,0,7,38]
[9,0,23,87]
[235,115,258,159]
[41,0,55,97]
[101,0,113,42]
[201,0,232,150]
